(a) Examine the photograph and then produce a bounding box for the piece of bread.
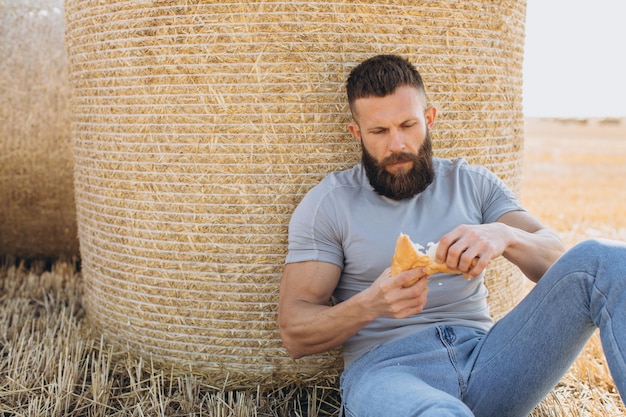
[391,233,459,276]
[391,233,469,286]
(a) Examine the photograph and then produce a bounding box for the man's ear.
[348,122,362,142]
[425,106,437,130]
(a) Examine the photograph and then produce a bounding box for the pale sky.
[523,0,626,118]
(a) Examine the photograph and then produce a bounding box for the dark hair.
[346,54,427,115]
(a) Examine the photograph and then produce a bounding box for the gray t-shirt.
[286,157,524,366]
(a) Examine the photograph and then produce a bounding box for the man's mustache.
[380,152,418,168]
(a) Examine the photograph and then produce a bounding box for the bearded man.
[278,54,626,417]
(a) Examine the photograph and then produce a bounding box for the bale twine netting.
[0,0,78,259]
[65,0,527,387]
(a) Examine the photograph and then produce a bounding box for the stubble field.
[522,118,626,246]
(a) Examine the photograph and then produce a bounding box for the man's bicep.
[279,261,342,307]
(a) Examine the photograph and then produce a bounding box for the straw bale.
[0,0,78,259]
[65,0,527,387]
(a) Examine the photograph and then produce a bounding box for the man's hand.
[436,223,510,279]
[279,262,430,358]
[364,267,430,319]
[435,211,565,282]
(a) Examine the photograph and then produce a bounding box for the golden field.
[1,117,625,415]
[522,117,626,246]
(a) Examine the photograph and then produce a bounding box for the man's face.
[360,129,435,200]
[349,86,437,200]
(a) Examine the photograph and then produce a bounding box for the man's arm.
[436,210,565,283]
[496,211,565,282]
[278,260,430,359]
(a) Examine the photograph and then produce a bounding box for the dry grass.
[522,118,626,245]
[0,258,340,416]
[1,119,625,415]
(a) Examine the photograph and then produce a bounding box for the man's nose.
[388,129,406,152]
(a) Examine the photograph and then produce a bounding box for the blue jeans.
[340,239,626,417]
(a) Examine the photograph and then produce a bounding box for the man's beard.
[361,130,435,201]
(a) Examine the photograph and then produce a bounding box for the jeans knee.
[560,239,626,298]
[564,238,626,270]
[569,238,607,258]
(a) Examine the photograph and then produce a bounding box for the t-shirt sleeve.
[285,185,344,268]
[466,164,525,223]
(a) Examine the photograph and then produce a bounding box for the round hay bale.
[64,1,527,387]
[0,0,78,260]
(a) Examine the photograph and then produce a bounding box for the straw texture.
[65,0,527,387]
[0,0,78,259]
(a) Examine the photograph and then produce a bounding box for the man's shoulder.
[312,164,366,192]
[434,157,492,178]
